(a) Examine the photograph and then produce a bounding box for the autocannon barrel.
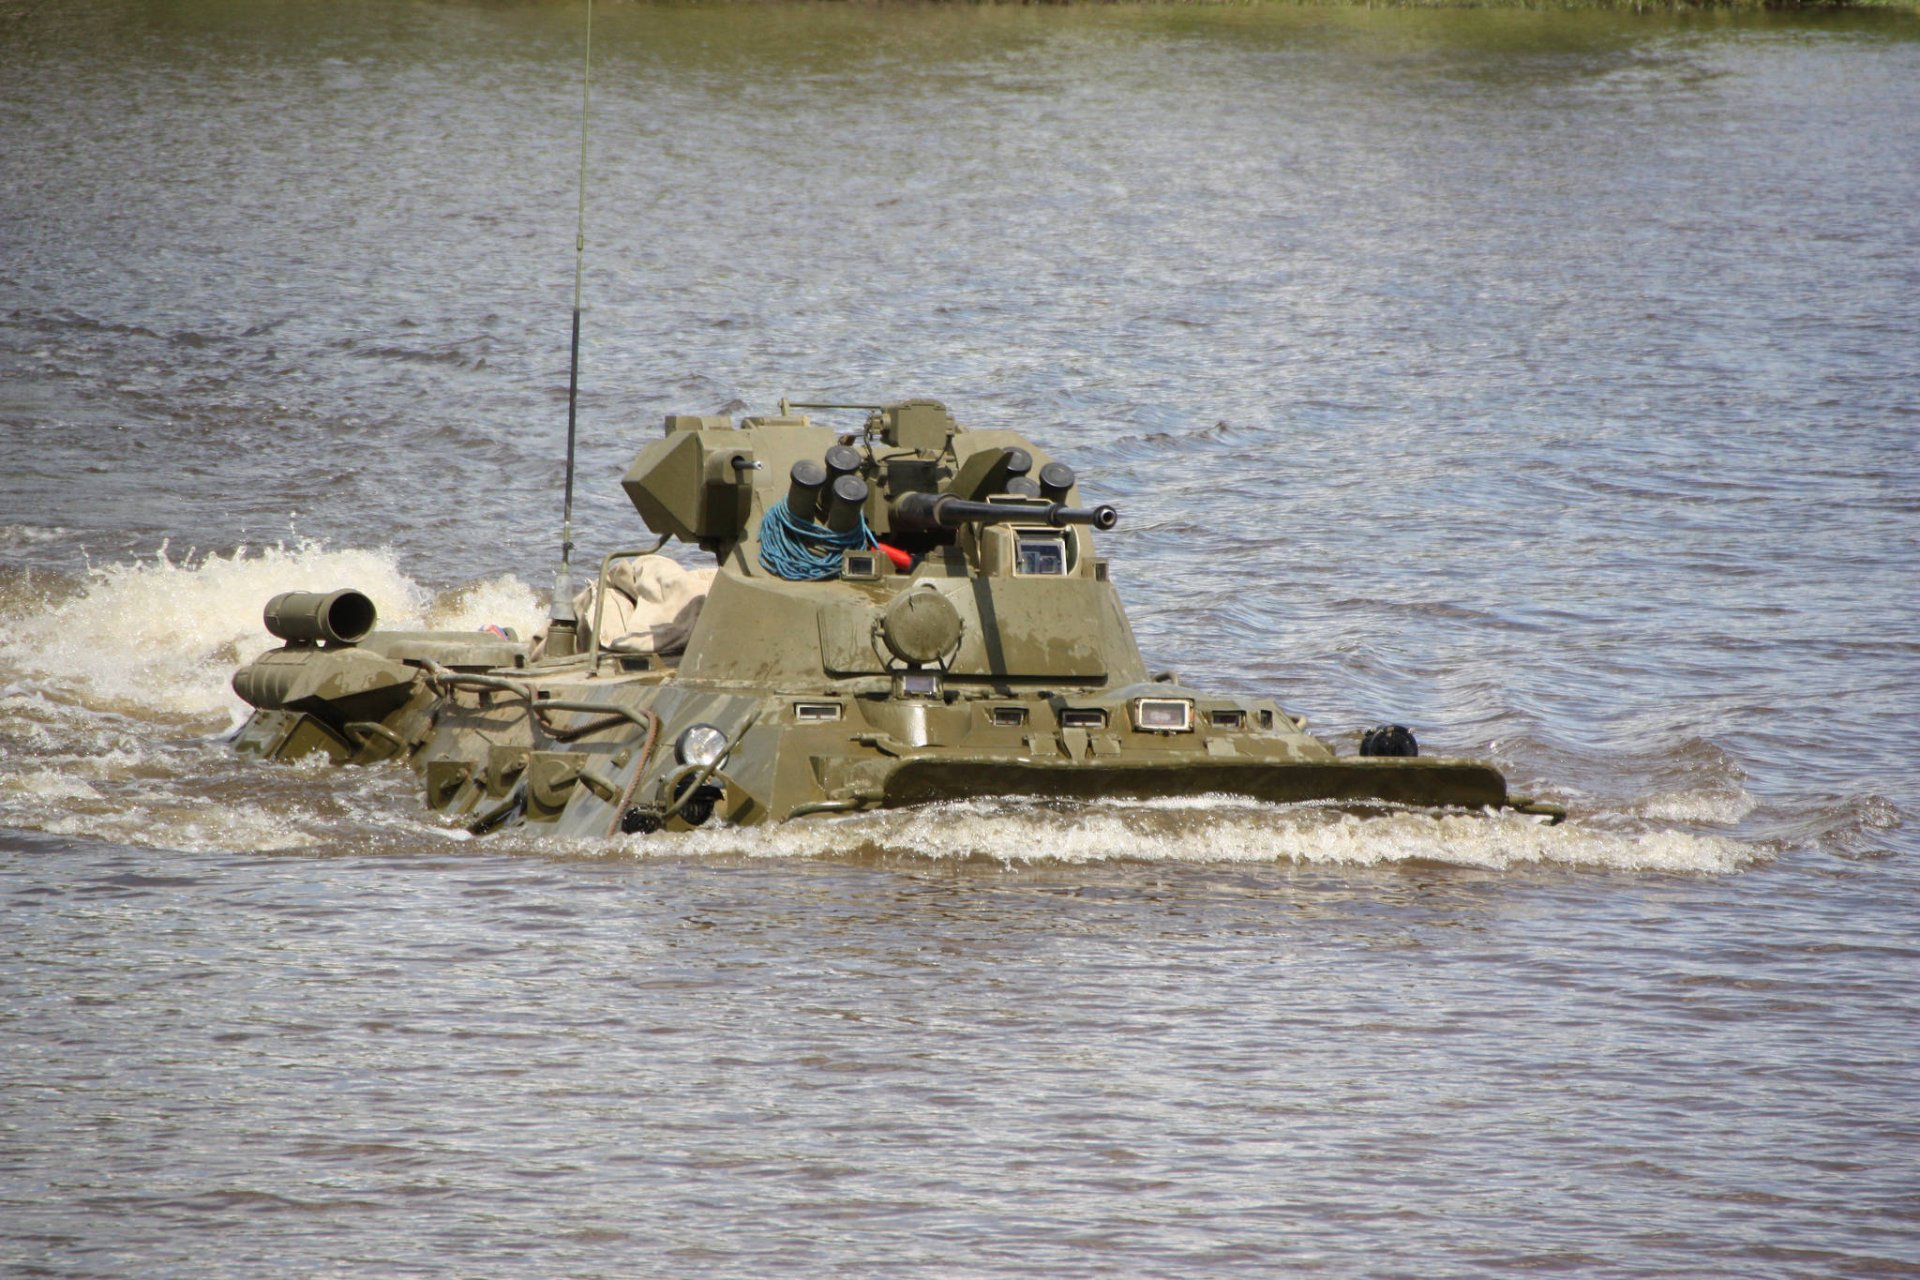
[891,492,1119,532]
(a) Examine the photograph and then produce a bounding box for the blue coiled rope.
[757,498,876,580]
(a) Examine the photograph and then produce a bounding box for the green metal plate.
[879,757,1509,812]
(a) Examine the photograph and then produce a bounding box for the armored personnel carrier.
[229,399,1563,836]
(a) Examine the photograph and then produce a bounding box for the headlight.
[674,723,730,768]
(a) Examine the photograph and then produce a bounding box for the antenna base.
[544,617,580,659]
[545,558,580,658]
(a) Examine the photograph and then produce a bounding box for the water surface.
[2,3,1917,1276]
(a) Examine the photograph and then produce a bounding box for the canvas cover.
[529,556,716,660]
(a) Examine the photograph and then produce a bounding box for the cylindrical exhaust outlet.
[264,589,377,647]
[787,459,827,519]
[823,474,869,533]
[1038,461,1076,502]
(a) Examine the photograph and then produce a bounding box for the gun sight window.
[897,672,941,699]
[1015,531,1068,576]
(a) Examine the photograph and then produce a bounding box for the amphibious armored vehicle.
[230,399,1563,835]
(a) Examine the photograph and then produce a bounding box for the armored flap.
[623,428,758,544]
[231,646,419,726]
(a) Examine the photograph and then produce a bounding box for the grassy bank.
[968,0,1916,9]
[1239,0,1920,10]
[564,0,1920,15]
[586,0,1920,11]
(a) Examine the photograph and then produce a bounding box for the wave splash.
[1,546,1757,873]
[637,795,1756,875]
[0,542,541,851]
[0,541,542,729]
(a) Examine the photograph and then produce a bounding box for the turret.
[618,399,1120,580]
[615,399,1145,688]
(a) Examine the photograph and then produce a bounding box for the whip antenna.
[546,0,594,658]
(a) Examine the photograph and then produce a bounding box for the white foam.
[422,573,546,638]
[35,798,318,855]
[631,796,1757,875]
[0,541,538,729]
[1640,789,1757,825]
[0,541,543,853]
[0,768,104,803]
[0,523,71,548]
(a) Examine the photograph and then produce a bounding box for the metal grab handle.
[587,537,671,674]
[531,699,654,743]
[653,709,762,823]
[655,764,738,823]
[344,720,409,755]
[419,661,653,744]
[467,780,527,836]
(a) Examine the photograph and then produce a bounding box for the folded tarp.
[530,556,716,661]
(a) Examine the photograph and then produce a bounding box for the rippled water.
[3,2,1918,1276]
